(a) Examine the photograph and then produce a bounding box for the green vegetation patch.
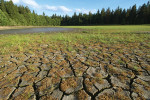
[0,25,150,55]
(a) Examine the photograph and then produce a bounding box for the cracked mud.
[0,42,150,100]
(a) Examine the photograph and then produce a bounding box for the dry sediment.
[0,42,150,100]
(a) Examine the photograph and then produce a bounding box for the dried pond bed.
[0,41,150,100]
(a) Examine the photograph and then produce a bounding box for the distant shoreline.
[0,26,61,30]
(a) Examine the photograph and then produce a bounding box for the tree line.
[0,0,61,26]
[0,0,150,26]
[61,1,150,25]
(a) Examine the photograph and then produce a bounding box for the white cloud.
[22,0,39,8]
[75,9,82,12]
[13,0,20,3]
[59,6,72,13]
[5,0,20,4]
[5,0,39,8]
[75,8,97,14]
[46,5,72,13]
[46,5,57,11]
[5,0,97,15]
[5,0,72,13]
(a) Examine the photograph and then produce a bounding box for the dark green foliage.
[0,9,15,25]
[0,0,150,26]
[0,0,6,12]
[0,0,61,26]
[61,1,150,25]
[0,9,9,25]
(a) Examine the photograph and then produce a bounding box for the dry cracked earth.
[0,42,150,100]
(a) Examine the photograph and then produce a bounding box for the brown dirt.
[0,41,150,100]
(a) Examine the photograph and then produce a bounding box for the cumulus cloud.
[75,9,82,12]
[13,0,20,3]
[46,5,72,13]
[75,8,97,14]
[5,0,20,4]
[5,0,40,8]
[4,0,96,15]
[59,6,72,12]
[5,0,72,13]
[22,0,39,8]
[45,5,57,11]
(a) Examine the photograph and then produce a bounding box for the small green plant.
[67,45,74,52]
[133,66,138,71]
[17,45,23,52]
[0,71,3,74]
[0,25,150,54]
[82,31,88,33]
[30,66,36,71]
[7,76,13,82]
[26,92,32,99]
[118,59,125,65]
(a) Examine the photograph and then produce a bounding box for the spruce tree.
[96,9,101,24]
[129,5,137,24]
[0,0,6,12]
[105,8,111,24]
[101,8,105,24]
[0,9,9,25]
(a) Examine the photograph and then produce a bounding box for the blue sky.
[5,0,150,16]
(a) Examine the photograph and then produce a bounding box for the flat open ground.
[0,25,150,100]
[0,26,56,30]
[0,26,37,30]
